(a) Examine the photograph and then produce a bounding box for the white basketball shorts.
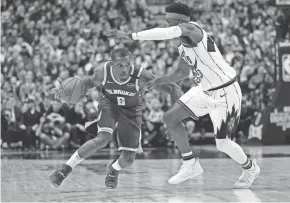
[178,82,242,139]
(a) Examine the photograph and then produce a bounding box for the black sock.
[242,158,253,170]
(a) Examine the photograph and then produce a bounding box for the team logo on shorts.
[216,106,240,139]
[191,59,203,84]
[227,117,236,132]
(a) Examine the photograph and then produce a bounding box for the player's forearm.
[154,83,182,104]
[153,84,172,94]
[130,26,182,41]
[151,71,188,87]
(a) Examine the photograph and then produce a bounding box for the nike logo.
[107,81,114,83]
[220,93,227,98]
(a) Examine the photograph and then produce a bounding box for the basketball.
[60,77,84,104]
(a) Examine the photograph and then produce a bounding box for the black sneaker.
[49,164,72,187]
[105,162,119,189]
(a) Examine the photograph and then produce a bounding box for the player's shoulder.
[179,21,203,43]
[179,21,201,31]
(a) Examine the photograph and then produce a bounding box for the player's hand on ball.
[106,29,130,41]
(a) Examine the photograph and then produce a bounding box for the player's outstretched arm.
[139,68,182,104]
[145,58,191,90]
[106,24,202,44]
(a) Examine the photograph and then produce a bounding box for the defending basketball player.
[49,48,182,189]
[107,3,260,188]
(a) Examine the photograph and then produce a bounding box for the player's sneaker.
[49,164,72,187]
[234,159,260,189]
[105,162,119,189]
[168,158,204,184]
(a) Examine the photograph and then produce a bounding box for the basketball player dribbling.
[107,2,260,188]
[49,48,182,189]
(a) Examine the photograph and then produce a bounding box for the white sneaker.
[234,159,260,189]
[168,158,204,184]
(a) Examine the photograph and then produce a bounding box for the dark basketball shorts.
[85,97,142,153]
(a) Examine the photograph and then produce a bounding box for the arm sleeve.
[131,26,182,40]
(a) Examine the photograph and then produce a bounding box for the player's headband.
[165,12,190,21]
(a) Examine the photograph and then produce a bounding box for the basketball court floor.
[1,145,290,202]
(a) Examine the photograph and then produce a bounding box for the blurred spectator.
[2,93,22,123]
[186,120,203,144]
[1,109,27,149]
[235,99,256,144]
[18,70,36,101]
[21,96,42,150]
[70,102,90,148]
[39,95,53,114]
[35,113,70,150]
[143,98,168,147]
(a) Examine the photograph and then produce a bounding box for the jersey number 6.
[117,96,126,106]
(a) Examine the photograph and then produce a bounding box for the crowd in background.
[1,0,280,150]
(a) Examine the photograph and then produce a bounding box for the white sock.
[112,160,122,171]
[66,151,84,168]
[216,138,247,165]
[181,151,193,157]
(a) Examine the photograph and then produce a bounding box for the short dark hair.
[111,48,130,60]
[165,2,191,17]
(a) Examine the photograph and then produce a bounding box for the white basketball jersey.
[178,21,237,90]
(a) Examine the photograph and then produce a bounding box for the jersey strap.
[129,65,142,79]
[128,65,143,90]
[126,65,144,91]
[135,66,144,91]
[101,61,111,85]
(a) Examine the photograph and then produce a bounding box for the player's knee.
[91,131,112,148]
[122,151,136,165]
[215,138,232,152]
